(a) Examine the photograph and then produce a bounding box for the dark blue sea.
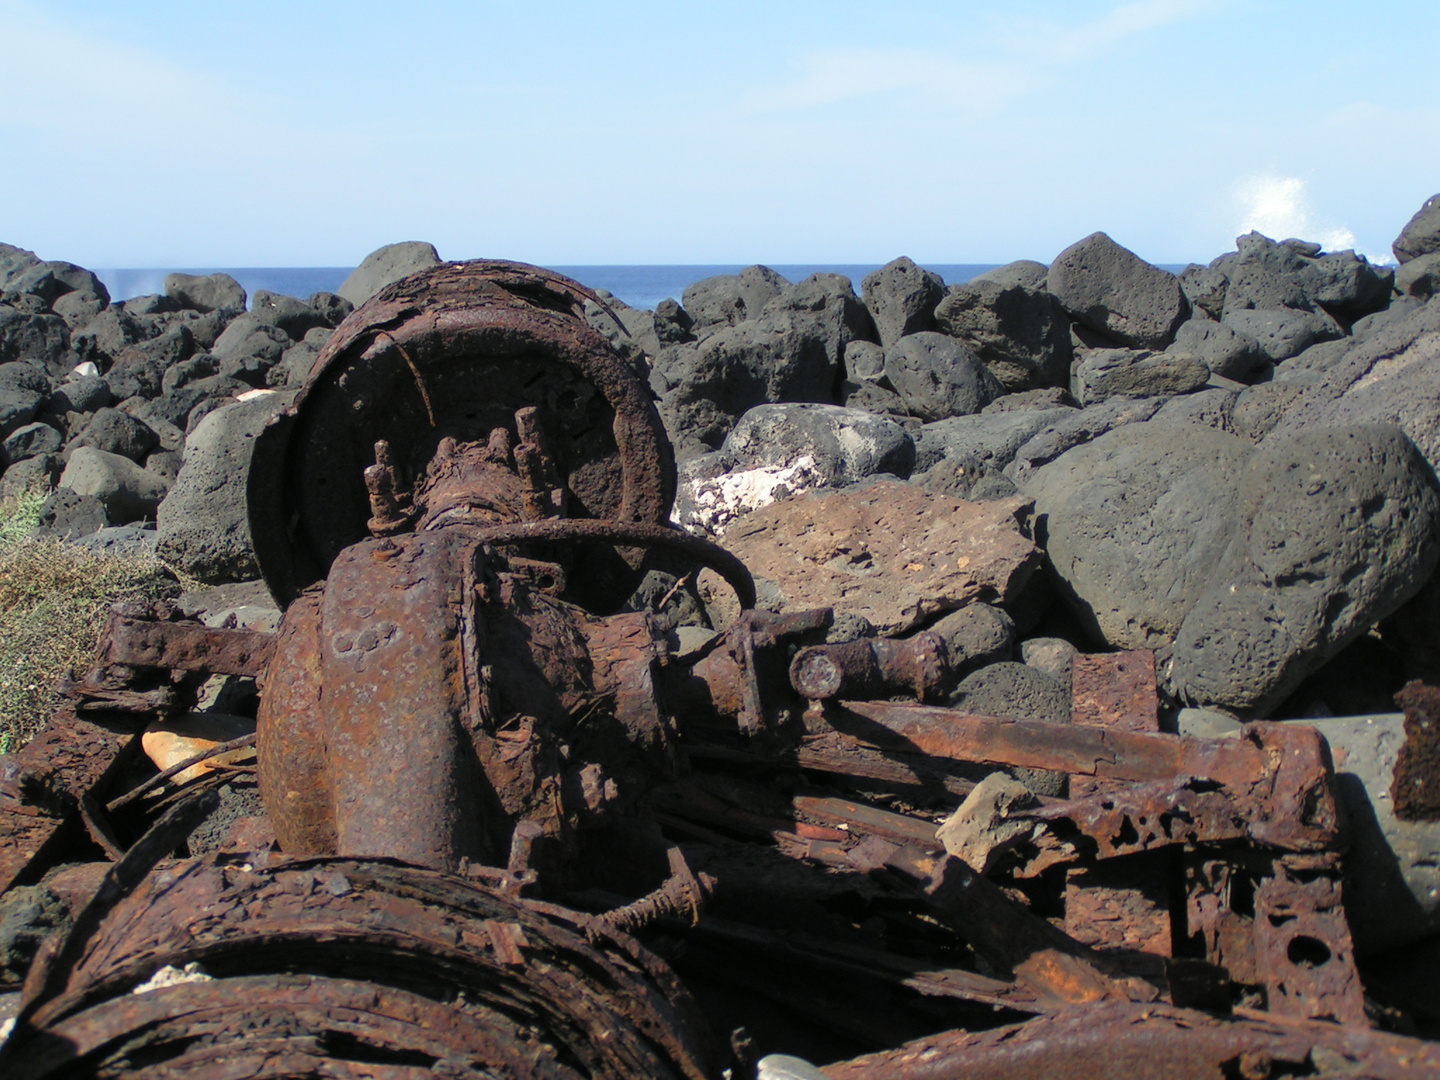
[95,264,1016,313]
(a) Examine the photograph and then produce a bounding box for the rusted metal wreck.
[0,261,1437,1078]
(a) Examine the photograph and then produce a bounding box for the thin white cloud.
[745,0,1218,114]
[1233,175,1363,256]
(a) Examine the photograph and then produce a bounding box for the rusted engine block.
[1,261,1436,1079]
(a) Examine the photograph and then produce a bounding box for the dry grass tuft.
[0,492,183,752]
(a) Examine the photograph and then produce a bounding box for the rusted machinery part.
[3,854,718,1080]
[473,518,758,612]
[821,1001,1440,1080]
[790,632,955,703]
[248,259,677,610]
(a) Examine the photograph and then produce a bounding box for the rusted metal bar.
[104,733,257,813]
[828,703,1341,852]
[790,632,955,703]
[100,611,276,677]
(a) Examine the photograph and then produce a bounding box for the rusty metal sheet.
[821,1001,1440,1080]
[1064,855,1173,957]
[1071,650,1159,734]
[100,611,275,677]
[0,719,132,894]
[3,854,715,1080]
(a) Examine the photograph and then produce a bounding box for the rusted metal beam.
[100,611,275,677]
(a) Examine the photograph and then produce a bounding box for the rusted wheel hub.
[247,260,677,612]
[4,855,716,1079]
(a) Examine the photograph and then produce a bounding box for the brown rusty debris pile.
[2,260,1440,1080]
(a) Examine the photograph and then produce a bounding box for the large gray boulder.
[1022,421,1253,649]
[1071,347,1209,405]
[912,407,1075,475]
[103,325,195,400]
[1396,252,1440,298]
[1394,193,1440,264]
[881,331,1005,421]
[1216,233,1391,322]
[164,272,246,314]
[654,298,850,459]
[0,361,49,439]
[1166,424,1440,715]
[1166,317,1269,382]
[157,390,296,583]
[933,279,1072,389]
[59,446,169,524]
[336,242,440,308]
[682,266,788,331]
[1047,232,1188,348]
[0,303,70,370]
[70,407,158,463]
[861,257,945,347]
[967,260,1048,290]
[1264,298,1440,474]
[673,402,914,536]
[1004,395,1168,484]
[1222,306,1343,362]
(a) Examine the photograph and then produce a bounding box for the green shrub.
[0,495,183,751]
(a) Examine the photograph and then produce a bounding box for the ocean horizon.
[93,263,1193,313]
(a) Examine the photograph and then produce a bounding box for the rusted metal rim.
[473,519,757,610]
[248,260,677,609]
[3,854,717,1080]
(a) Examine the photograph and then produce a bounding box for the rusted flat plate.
[102,614,275,677]
[1071,650,1159,733]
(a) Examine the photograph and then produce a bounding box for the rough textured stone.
[654,305,845,459]
[682,266,788,331]
[967,260,1048,290]
[34,487,109,538]
[1022,421,1253,649]
[1004,395,1167,484]
[102,326,195,400]
[1394,193,1440,264]
[699,481,1041,635]
[0,453,58,499]
[933,279,1072,389]
[912,408,1074,477]
[1396,252,1440,298]
[211,312,291,368]
[1047,232,1188,348]
[1020,636,1079,682]
[1222,306,1342,362]
[250,290,331,339]
[861,257,945,347]
[1352,296,1428,343]
[0,303,70,370]
[336,241,441,307]
[1071,347,1209,405]
[927,603,1015,674]
[1165,424,1440,715]
[0,361,49,439]
[1178,264,1228,320]
[1306,713,1440,954]
[948,662,1071,796]
[1264,299,1440,474]
[71,407,158,463]
[59,446,169,524]
[48,374,111,414]
[1166,317,1269,382]
[1217,233,1390,322]
[3,421,61,462]
[162,272,244,315]
[673,403,914,536]
[70,524,159,558]
[881,331,1005,421]
[1150,388,1238,434]
[156,390,296,583]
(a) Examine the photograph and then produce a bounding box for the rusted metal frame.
[820,1000,1440,1080]
[99,610,276,677]
[829,702,1341,852]
[919,855,1154,1009]
[475,518,758,613]
[0,719,136,894]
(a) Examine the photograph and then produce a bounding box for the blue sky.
[2,0,1436,268]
